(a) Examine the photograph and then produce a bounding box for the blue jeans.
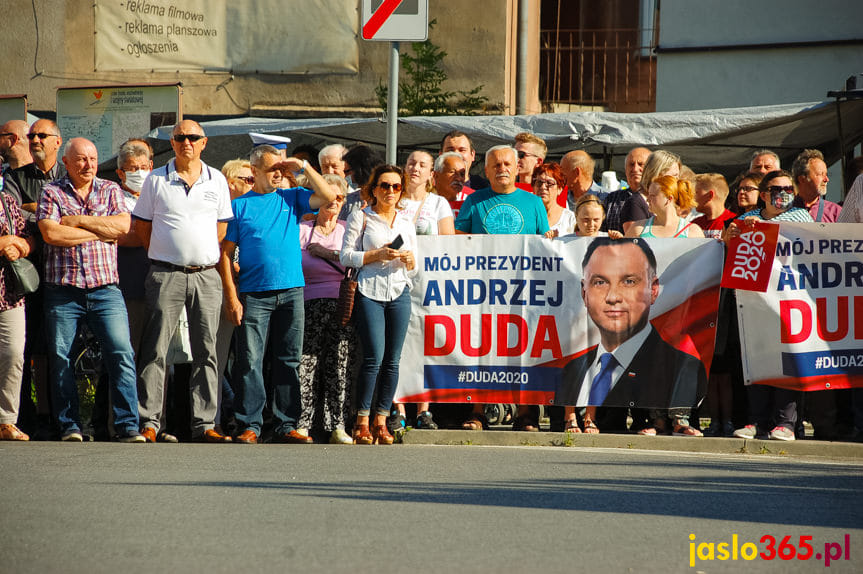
[233,288,304,435]
[354,288,412,417]
[44,284,139,435]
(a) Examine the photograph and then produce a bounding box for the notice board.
[0,95,28,125]
[56,84,181,162]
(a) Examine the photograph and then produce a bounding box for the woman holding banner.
[626,175,705,240]
[341,165,417,445]
[626,175,705,436]
[725,169,813,441]
[561,194,624,434]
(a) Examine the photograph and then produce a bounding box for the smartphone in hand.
[389,234,404,250]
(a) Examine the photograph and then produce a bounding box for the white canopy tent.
[145,98,863,192]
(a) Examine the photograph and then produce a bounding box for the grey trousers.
[0,306,26,425]
[137,267,222,435]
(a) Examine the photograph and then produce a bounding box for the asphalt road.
[1,442,860,573]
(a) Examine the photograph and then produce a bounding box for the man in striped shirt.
[36,137,143,443]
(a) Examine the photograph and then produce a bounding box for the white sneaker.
[329,429,353,444]
[768,426,795,441]
[61,431,83,442]
[733,424,757,439]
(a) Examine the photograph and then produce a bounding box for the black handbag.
[0,193,40,300]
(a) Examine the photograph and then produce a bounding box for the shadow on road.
[115,457,861,529]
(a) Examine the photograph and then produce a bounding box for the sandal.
[637,427,657,436]
[0,424,29,441]
[462,413,489,431]
[564,419,582,434]
[372,424,395,445]
[512,414,539,432]
[673,424,703,437]
[583,420,600,434]
[352,424,373,445]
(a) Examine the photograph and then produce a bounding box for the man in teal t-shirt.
[454,145,550,235]
[218,145,336,444]
[453,144,550,433]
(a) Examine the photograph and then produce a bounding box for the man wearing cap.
[133,120,234,443]
[249,133,291,160]
[219,144,336,444]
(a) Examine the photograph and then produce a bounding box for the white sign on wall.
[95,0,358,74]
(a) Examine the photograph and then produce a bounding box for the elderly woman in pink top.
[297,174,357,444]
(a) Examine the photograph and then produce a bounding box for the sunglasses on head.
[767,185,794,194]
[172,134,205,143]
[27,132,58,140]
[378,182,402,192]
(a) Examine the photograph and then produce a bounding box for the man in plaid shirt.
[37,137,143,443]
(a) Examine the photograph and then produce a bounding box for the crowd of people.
[1,116,862,444]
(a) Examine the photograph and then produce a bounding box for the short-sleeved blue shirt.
[454,187,550,235]
[225,187,313,293]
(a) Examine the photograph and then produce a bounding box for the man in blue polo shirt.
[219,144,336,444]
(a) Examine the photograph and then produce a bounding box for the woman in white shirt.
[390,151,455,431]
[531,163,575,237]
[341,165,417,445]
[400,150,455,235]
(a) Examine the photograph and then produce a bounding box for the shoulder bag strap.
[815,197,825,222]
[0,193,15,237]
[412,194,428,226]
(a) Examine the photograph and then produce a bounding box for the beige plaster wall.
[1,0,540,117]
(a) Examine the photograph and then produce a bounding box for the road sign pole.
[386,41,399,165]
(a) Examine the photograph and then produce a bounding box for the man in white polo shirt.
[132,120,234,443]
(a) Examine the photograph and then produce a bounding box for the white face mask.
[123,169,150,193]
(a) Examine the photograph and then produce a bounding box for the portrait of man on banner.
[555,237,707,409]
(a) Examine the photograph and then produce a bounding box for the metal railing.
[540,28,657,112]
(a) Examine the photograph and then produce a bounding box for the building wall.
[655,0,863,112]
[1,0,539,117]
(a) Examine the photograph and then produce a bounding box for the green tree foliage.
[376,20,489,116]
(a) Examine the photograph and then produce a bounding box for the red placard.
[720,220,779,292]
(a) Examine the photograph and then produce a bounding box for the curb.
[400,429,863,461]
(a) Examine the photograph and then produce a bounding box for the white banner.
[737,222,863,390]
[396,235,723,409]
[95,0,358,74]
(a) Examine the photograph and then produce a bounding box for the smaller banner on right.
[737,222,863,391]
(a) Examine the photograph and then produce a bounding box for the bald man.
[0,119,33,173]
[603,147,650,233]
[560,150,606,210]
[133,120,234,443]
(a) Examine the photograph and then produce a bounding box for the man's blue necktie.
[588,352,617,406]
